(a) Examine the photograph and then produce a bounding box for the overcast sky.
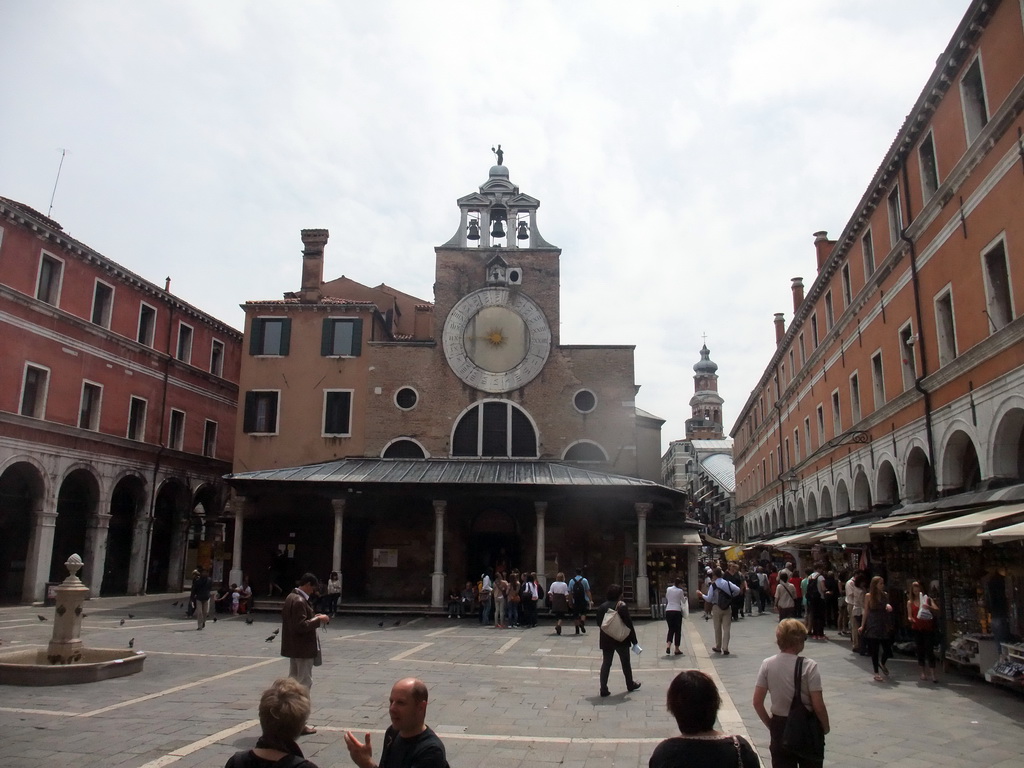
[1,0,972,451]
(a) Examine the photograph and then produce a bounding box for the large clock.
[442,288,551,393]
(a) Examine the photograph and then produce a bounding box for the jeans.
[494,596,506,626]
[712,604,732,651]
[480,595,492,624]
[599,645,636,693]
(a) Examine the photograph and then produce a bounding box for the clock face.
[443,288,551,393]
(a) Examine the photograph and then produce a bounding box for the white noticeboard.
[372,549,398,568]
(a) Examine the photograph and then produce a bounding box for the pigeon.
[37,615,47,622]
[393,620,401,626]
[378,621,384,627]
[171,601,179,607]
[212,617,218,623]
[81,613,88,618]
[128,613,135,619]
[119,618,125,626]
[272,629,279,636]
[265,634,276,642]
[245,617,254,625]
[128,638,135,648]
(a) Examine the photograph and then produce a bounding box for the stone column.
[22,505,57,604]
[84,512,112,596]
[127,514,152,596]
[228,496,247,586]
[167,511,190,591]
[534,501,547,590]
[635,502,652,610]
[687,546,700,611]
[331,498,345,575]
[431,500,446,608]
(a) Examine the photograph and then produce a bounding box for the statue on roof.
[491,144,503,165]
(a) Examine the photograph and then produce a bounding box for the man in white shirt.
[697,567,740,654]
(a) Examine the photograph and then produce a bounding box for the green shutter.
[351,318,362,356]
[243,391,256,433]
[321,318,334,356]
[249,319,263,355]
[279,319,291,356]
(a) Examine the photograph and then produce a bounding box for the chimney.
[300,228,329,301]
[813,230,835,272]
[791,277,804,313]
[164,276,171,292]
[774,312,786,345]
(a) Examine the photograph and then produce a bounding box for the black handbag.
[781,656,824,761]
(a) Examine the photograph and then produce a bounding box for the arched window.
[382,439,427,459]
[452,400,538,457]
[563,441,607,463]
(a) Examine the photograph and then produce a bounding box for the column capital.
[331,498,346,514]
[634,502,653,518]
[432,499,447,516]
[533,500,548,517]
[89,513,113,530]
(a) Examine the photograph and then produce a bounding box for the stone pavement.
[1,595,1023,767]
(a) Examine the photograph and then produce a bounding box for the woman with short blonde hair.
[225,678,318,767]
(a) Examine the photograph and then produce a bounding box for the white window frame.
[870,350,885,410]
[887,185,903,247]
[90,278,115,329]
[127,396,148,441]
[898,321,916,392]
[793,428,800,463]
[831,389,842,437]
[20,362,51,419]
[918,129,940,202]
[78,380,103,431]
[862,228,875,277]
[138,302,157,347]
[934,285,958,367]
[203,419,218,458]
[841,263,852,308]
[850,371,862,424]
[322,389,354,437]
[980,233,1014,332]
[824,291,835,330]
[245,389,280,435]
[36,251,65,306]
[798,333,806,366]
[960,53,990,144]
[811,314,819,347]
[210,338,225,377]
[176,322,194,364]
[168,408,186,451]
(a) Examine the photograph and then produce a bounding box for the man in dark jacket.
[595,584,641,697]
[282,572,330,735]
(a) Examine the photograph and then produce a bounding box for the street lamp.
[783,470,800,495]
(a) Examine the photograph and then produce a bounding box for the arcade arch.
[990,407,1024,482]
[941,429,982,494]
[0,461,45,602]
[875,461,899,507]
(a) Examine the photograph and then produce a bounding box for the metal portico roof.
[226,458,687,500]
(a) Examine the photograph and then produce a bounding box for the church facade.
[227,160,689,607]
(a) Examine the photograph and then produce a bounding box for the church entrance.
[468,507,521,580]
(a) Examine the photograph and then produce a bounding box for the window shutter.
[249,320,263,355]
[321,319,334,357]
[243,391,257,433]
[279,319,291,355]
[350,318,362,356]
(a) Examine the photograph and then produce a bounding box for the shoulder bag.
[781,656,824,761]
[600,602,631,642]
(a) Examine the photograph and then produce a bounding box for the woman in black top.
[649,670,760,768]
[596,584,642,697]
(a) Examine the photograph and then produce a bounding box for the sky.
[0,0,974,452]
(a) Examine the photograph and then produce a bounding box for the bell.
[467,220,481,241]
[490,219,505,239]
[516,221,529,240]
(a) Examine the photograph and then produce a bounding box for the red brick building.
[731,0,1024,636]
[227,161,690,608]
[0,197,241,602]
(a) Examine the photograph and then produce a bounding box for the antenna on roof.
[48,148,67,218]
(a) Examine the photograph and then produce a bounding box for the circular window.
[395,387,418,410]
[573,389,597,413]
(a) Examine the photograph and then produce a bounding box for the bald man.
[345,678,449,768]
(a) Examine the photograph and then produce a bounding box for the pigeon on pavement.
[37,615,47,622]
[265,634,276,642]
[128,638,135,648]
[119,618,125,626]
[245,617,254,625]
[128,613,135,619]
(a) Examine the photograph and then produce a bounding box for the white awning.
[648,528,703,547]
[918,503,1024,547]
[978,520,1024,542]
[836,522,873,545]
[837,508,979,544]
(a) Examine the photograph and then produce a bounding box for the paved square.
[2,596,1024,767]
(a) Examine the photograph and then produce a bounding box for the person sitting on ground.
[649,670,759,768]
[224,677,319,767]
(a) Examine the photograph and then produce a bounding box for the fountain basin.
[0,648,146,686]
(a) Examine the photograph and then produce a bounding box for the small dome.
[693,344,718,374]
[489,164,509,179]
